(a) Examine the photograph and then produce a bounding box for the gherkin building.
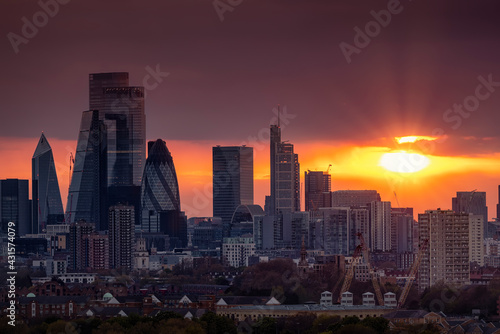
[140,139,186,248]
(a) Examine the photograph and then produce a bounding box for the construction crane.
[338,243,363,302]
[393,191,401,208]
[338,232,383,305]
[358,233,384,306]
[397,238,429,308]
[65,152,75,223]
[326,164,332,173]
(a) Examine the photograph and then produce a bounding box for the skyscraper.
[390,207,414,254]
[452,191,488,237]
[370,201,392,252]
[418,210,470,291]
[141,139,185,247]
[213,146,253,237]
[497,185,500,220]
[68,221,95,271]
[66,110,108,230]
[304,170,331,211]
[0,179,30,236]
[32,134,64,233]
[269,118,300,215]
[109,204,134,270]
[89,72,146,225]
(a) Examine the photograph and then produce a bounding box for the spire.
[33,133,52,158]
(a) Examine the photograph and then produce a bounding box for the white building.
[222,237,255,268]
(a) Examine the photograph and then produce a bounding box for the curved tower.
[141,139,185,247]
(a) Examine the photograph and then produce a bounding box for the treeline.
[0,311,236,334]
[420,280,500,316]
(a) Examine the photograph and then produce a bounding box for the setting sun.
[379,151,431,173]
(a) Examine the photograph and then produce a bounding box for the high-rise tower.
[0,179,30,236]
[32,133,64,233]
[304,170,331,211]
[452,191,488,237]
[109,204,134,270]
[141,139,186,247]
[89,72,145,226]
[213,146,253,237]
[66,110,108,230]
[269,109,300,214]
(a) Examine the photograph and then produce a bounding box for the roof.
[18,296,89,305]
[383,310,429,319]
[216,296,273,306]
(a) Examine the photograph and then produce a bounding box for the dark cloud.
[1,0,500,153]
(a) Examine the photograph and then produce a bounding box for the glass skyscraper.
[32,133,64,233]
[269,120,300,215]
[66,110,108,230]
[141,140,180,229]
[89,73,145,226]
[0,179,30,236]
[213,146,253,237]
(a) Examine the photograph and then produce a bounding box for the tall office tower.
[0,179,30,236]
[331,190,381,207]
[213,146,253,237]
[269,120,300,215]
[469,214,484,266]
[109,204,134,270]
[141,139,186,247]
[312,208,352,255]
[351,207,370,246]
[418,210,470,292]
[68,221,95,271]
[89,73,146,226]
[304,170,331,211]
[32,134,64,233]
[66,110,108,230]
[85,231,110,270]
[370,201,392,252]
[391,208,414,253]
[452,191,488,237]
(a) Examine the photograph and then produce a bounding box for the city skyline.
[2,1,500,220]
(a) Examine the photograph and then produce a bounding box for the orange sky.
[1,136,499,220]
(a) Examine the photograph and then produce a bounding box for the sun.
[379,151,430,173]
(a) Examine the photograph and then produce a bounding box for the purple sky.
[2,0,500,150]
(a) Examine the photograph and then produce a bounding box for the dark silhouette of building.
[69,221,95,271]
[32,134,64,233]
[89,73,145,227]
[66,110,108,230]
[213,146,253,237]
[452,191,488,237]
[0,179,30,236]
[304,170,331,211]
[269,115,300,214]
[109,204,134,270]
[141,139,186,248]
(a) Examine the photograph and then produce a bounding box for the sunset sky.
[1,0,500,219]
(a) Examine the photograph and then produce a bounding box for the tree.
[200,311,237,334]
[252,317,277,334]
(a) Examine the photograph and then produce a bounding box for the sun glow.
[379,151,431,173]
[396,136,438,144]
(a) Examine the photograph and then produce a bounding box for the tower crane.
[397,238,429,308]
[338,232,384,305]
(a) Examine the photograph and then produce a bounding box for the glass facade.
[212,146,254,237]
[140,139,186,248]
[270,124,300,214]
[89,73,145,226]
[0,179,30,236]
[66,110,108,230]
[32,134,64,233]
